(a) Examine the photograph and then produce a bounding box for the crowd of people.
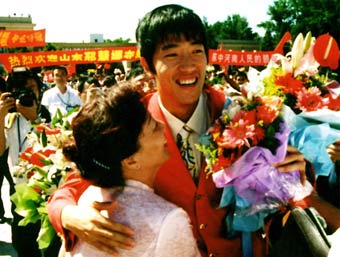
[0,3,340,257]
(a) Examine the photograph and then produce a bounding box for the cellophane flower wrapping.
[212,121,313,233]
[251,32,340,179]
[197,93,313,235]
[282,105,340,177]
[10,108,78,249]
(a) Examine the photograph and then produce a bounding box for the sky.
[1,0,274,43]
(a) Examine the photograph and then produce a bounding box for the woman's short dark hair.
[136,4,208,73]
[63,81,147,187]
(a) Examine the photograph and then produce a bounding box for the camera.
[6,66,37,112]
[7,88,36,113]
[9,89,36,106]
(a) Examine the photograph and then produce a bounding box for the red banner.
[209,32,292,66]
[0,29,46,48]
[0,46,139,72]
[209,49,274,66]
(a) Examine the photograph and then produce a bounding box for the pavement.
[0,179,18,257]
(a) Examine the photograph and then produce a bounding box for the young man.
[47,4,340,257]
[41,66,82,118]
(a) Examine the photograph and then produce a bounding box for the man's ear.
[140,57,153,76]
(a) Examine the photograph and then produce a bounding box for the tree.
[259,0,340,50]
[205,14,260,49]
[104,38,131,44]
[44,43,59,51]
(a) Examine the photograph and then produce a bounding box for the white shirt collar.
[125,179,154,192]
[159,93,209,138]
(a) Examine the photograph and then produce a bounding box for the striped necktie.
[176,125,196,176]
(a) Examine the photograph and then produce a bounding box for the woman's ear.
[121,156,141,170]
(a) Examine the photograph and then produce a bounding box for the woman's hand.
[61,202,135,255]
[273,145,307,184]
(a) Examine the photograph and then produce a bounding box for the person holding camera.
[0,67,53,257]
[0,76,15,225]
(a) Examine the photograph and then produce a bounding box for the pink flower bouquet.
[197,94,313,234]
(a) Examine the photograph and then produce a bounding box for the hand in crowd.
[0,92,38,121]
[16,101,38,121]
[61,201,135,255]
[0,92,15,118]
[273,145,307,184]
[327,139,340,162]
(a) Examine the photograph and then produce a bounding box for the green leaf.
[51,108,64,127]
[11,183,43,225]
[41,129,47,147]
[37,214,57,249]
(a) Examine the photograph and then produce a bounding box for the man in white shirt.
[41,66,82,118]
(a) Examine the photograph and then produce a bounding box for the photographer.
[0,67,53,257]
[0,67,50,168]
[0,76,14,225]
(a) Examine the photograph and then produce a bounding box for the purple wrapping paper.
[212,121,313,214]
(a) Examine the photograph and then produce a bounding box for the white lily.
[289,32,304,71]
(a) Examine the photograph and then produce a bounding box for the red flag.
[313,34,340,70]
[274,32,292,55]
[0,29,46,48]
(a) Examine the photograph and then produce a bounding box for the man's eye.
[193,49,204,54]
[164,53,177,58]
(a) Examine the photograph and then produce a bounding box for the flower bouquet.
[10,109,77,249]
[196,93,313,236]
[260,32,340,114]
[257,32,340,178]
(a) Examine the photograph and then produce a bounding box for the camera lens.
[18,92,35,107]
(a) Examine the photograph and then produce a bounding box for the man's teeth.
[179,79,196,85]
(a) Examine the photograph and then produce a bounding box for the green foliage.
[104,37,131,44]
[257,116,282,155]
[259,0,340,51]
[43,43,59,51]
[204,14,260,49]
[11,184,57,249]
[195,140,219,174]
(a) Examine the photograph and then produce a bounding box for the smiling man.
[47,4,318,257]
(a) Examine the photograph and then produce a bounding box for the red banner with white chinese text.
[0,46,140,72]
[209,32,292,67]
[209,49,274,67]
[0,29,46,48]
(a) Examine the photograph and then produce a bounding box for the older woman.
[62,81,201,257]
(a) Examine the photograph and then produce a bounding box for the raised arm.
[47,171,135,254]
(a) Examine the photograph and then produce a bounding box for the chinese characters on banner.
[0,29,46,48]
[0,46,140,72]
[1,44,281,72]
[0,30,291,71]
[209,49,274,66]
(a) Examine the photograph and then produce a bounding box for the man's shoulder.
[42,86,57,96]
[204,84,226,99]
[66,85,78,93]
[204,84,226,110]
[66,86,81,98]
